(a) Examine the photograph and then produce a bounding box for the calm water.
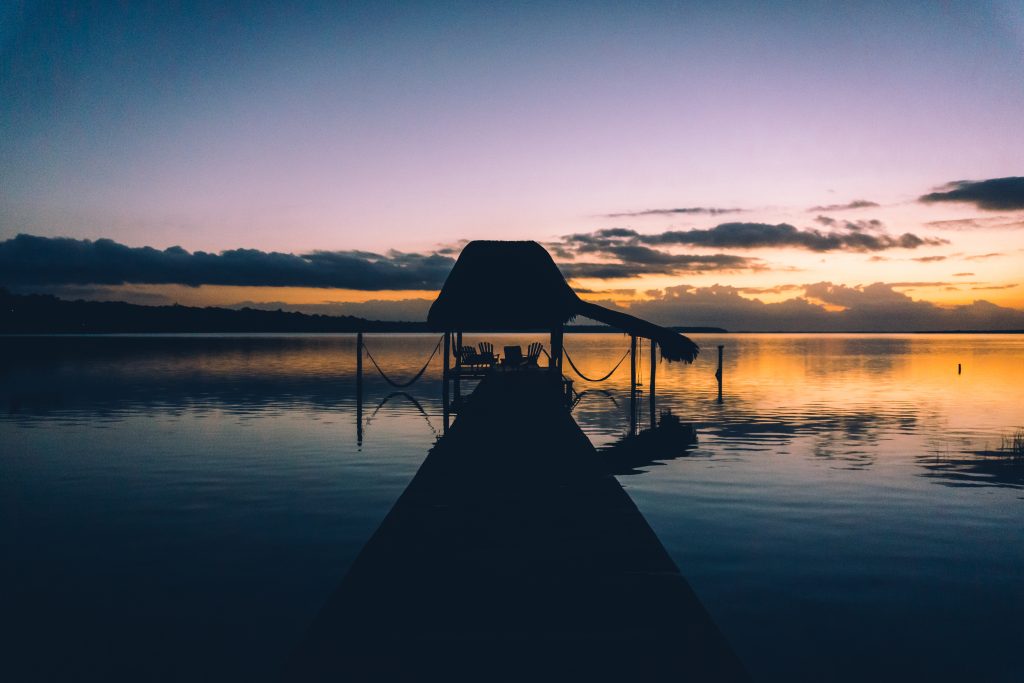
[2,333,1022,681]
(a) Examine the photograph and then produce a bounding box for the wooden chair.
[476,341,497,366]
[459,345,480,366]
[525,342,544,366]
[503,345,524,367]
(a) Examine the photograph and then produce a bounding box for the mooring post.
[356,331,363,446]
[649,339,657,429]
[550,325,564,375]
[715,344,724,403]
[630,335,638,436]
[442,332,451,430]
[454,331,463,405]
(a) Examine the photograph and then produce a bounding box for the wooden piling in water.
[649,339,657,428]
[355,332,363,446]
[716,344,724,403]
[630,335,638,435]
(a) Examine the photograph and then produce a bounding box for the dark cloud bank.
[5,233,1020,331]
[0,234,454,290]
[919,177,1024,210]
[558,222,945,273]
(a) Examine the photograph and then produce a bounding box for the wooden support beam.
[443,332,451,430]
[649,339,657,429]
[454,331,463,404]
[550,325,564,375]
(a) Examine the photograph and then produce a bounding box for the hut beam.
[649,339,657,428]
[550,325,564,375]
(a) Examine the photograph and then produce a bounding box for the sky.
[2,0,1023,330]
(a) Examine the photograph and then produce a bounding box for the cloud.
[925,216,1024,230]
[807,199,880,211]
[912,255,947,262]
[564,222,946,253]
[970,284,1018,291]
[612,282,1024,331]
[963,252,1003,261]
[919,177,1024,210]
[0,234,454,290]
[602,207,744,218]
[558,253,758,280]
[953,272,974,277]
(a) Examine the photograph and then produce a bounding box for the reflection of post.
[630,335,637,436]
[442,332,451,432]
[715,344,724,403]
[356,332,364,446]
[649,339,657,429]
[454,331,463,406]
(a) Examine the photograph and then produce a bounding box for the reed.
[999,428,1024,459]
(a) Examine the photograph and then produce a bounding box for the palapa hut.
[427,241,699,373]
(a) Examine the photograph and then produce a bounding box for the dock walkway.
[288,372,746,681]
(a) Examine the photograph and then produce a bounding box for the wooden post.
[356,332,363,446]
[649,339,657,429]
[715,344,724,403]
[550,325,564,375]
[442,332,451,430]
[454,331,463,405]
[630,335,637,436]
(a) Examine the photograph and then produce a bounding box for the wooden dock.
[287,371,747,681]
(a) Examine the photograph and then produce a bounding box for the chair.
[525,342,544,366]
[477,341,496,365]
[459,345,480,366]
[503,345,524,367]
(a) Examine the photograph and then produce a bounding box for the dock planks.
[288,371,747,681]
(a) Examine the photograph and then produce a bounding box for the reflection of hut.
[428,241,698,386]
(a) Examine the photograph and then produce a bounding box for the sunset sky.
[2,1,1023,330]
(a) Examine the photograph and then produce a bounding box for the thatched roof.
[428,240,699,363]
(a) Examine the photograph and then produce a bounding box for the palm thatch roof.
[427,240,699,363]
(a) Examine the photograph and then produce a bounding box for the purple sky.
[2,1,1023,329]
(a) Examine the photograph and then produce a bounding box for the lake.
[2,333,1022,681]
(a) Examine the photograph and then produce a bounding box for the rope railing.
[363,335,443,388]
[563,348,631,383]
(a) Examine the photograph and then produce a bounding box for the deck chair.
[503,345,524,367]
[525,342,544,366]
[476,341,497,366]
[459,345,480,366]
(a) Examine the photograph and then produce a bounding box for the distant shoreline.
[2,290,1022,335]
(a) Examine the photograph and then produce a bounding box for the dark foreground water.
[1,333,1022,681]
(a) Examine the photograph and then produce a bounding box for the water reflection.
[918,449,1024,489]
[3,333,1024,681]
[600,411,700,475]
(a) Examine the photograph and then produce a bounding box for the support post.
[630,335,637,436]
[356,332,363,446]
[442,332,451,430]
[454,331,463,405]
[715,344,724,404]
[550,325,564,375]
[649,339,657,429]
